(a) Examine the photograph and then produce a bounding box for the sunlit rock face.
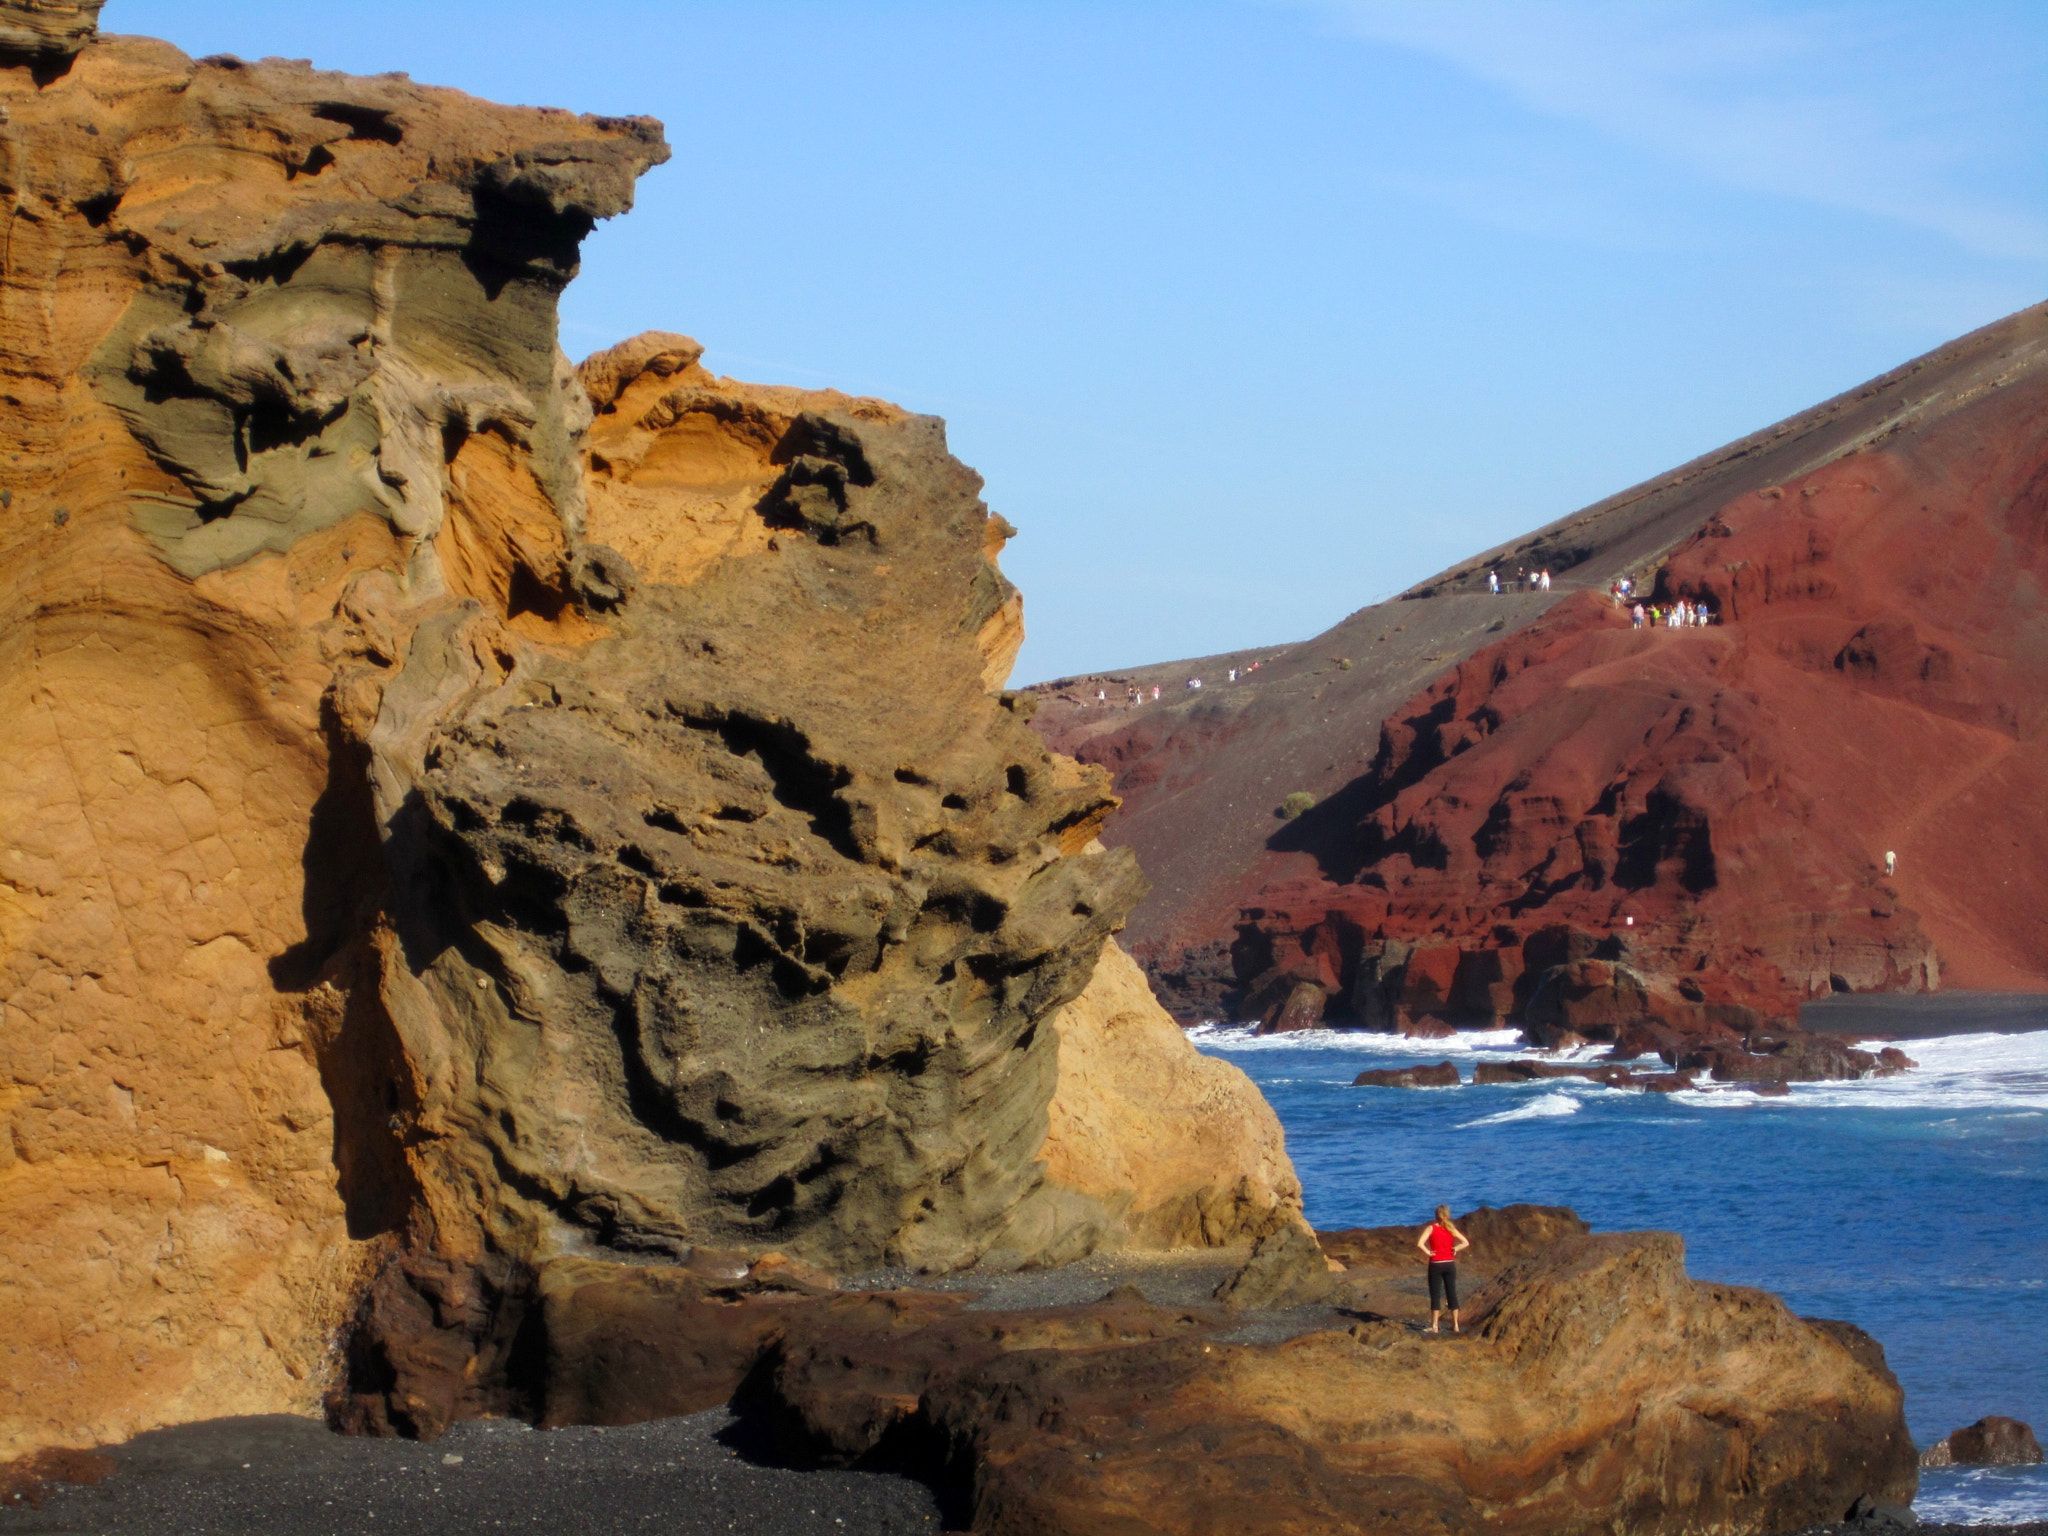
[1,9,1300,1459]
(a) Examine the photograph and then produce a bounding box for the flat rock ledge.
[0,1215,1930,1534]
[247,1214,1917,1534]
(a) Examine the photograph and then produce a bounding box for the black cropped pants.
[1427,1261,1459,1311]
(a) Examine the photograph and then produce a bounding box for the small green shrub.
[1277,792,1317,820]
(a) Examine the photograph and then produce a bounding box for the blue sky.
[118,2,2047,683]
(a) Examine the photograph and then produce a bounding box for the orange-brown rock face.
[1038,939,1301,1251]
[0,12,1300,1460]
[0,20,659,1460]
[1037,303,2048,1036]
[745,1231,1916,1536]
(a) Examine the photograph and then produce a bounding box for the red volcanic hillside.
[1031,302,2048,1038]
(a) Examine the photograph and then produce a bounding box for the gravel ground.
[8,1410,2040,1536]
[843,1248,1377,1346]
[841,1247,1246,1309]
[1,1411,941,1536]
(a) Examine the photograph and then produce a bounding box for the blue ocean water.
[1193,1025,2048,1525]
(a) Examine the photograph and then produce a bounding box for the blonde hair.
[1434,1205,1453,1227]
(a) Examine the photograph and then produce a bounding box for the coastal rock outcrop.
[0,15,1932,1533]
[0,13,1296,1461]
[1919,1416,2043,1468]
[1037,938,1302,1253]
[742,1230,1915,1535]
[1032,303,2048,1034]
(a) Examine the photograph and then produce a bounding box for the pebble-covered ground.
[1,1410,941,1536]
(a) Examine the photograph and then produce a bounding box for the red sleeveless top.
[1428,1224,1458,1262]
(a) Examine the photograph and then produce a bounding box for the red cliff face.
[1036,304,2048,1035]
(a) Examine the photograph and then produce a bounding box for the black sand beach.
[5,1408,2041,1536]
[1801,992,2048,1040]
[2,1411,941,1535]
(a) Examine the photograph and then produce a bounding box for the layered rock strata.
[0,13,1296,1460]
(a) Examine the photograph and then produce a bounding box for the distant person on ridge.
[1417,1205,1470,1334]
[1488,569,1499,594]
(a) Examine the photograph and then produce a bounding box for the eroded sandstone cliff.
[0,11,1297,1460]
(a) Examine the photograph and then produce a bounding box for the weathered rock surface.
[1038,938,1302,1254]
[0,15,1933,1533]
[0,14,660,1463]
[736,1230,1915,1535]
[0,0,98,65]
[0,14,1297,1460]
[1031,303,2048,1034]
[1920,1416,2043,1468]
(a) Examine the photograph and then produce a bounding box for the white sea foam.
[1783,1029,2048,1113]
[1187,1023,1527,1057]
[1189,1023,1634,1066]
[1457,1090,1582,1128]
[1195,1022,2048,1114]
[1915,1464,2048,1524]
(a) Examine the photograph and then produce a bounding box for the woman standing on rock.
[1417,1206,1470,1334]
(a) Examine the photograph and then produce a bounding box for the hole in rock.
[312,101,405,144]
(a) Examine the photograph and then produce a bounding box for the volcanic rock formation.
[1919,1415,2043,1468]
[1033,303,2048,1037]
[0,12,1296,1460]
[315,1202,1918,1535]
[741,1226,1915,1535]
[0,15,1935,1530]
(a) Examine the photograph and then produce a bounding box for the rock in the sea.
[1353,1061,1461,1087]
[1677,1033,1898,1084]
[1258,977,1329,1034]
[1919,1415,2044,1467]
